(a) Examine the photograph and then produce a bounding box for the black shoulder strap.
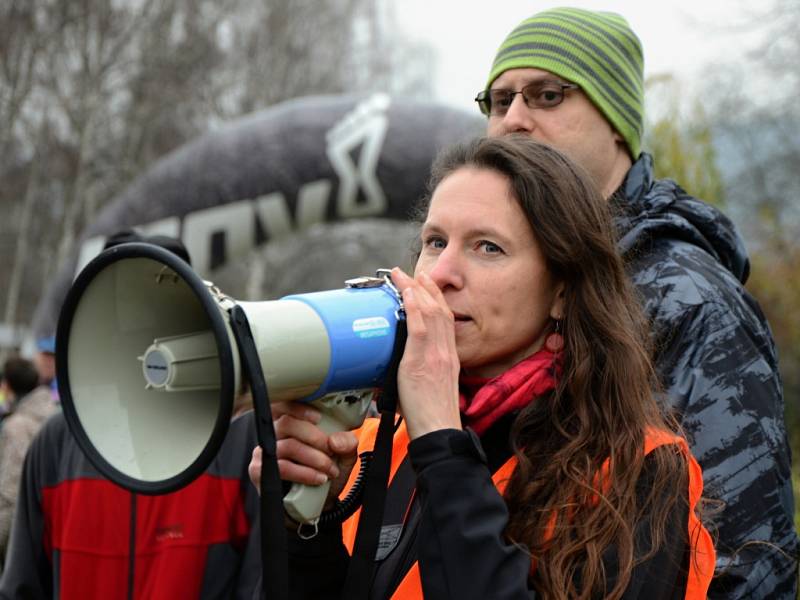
[341,319,407,600]
[229,305,289,600]
[371,455,419,598]
[375,456,415,562]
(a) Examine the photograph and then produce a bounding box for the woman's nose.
[424,247,464,291]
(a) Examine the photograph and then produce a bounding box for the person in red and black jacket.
[0,410,260,600]
[0,232,261,599]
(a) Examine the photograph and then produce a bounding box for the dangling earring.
[544,319,564,352]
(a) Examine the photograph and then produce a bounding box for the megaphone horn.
[56,242,404,525]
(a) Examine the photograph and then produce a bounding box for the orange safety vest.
[341,419,715,600]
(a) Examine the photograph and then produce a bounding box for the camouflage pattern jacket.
[612,153,798,598]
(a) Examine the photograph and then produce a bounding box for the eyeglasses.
[475,81,579,117]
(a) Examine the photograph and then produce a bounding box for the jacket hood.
[612,153,750,283]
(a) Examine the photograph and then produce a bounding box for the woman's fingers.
[277,460,330,487]
[278,437,340,482]
[274,412,329,454]
[390,267,461,440]
[278,431,358,498]
[393,268,452,320]
[250,433,358,493]
[392,268,452,340]
[392,268,456,364]
[249,432,358,503]
[254,421,359,491]
[248,446,263,492]
[417,271,452,317]
[273,411,341,486]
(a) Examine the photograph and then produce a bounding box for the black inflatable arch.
[32,94,484,336]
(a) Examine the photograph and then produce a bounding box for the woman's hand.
[248,401,358,509]
[391,267,461,440]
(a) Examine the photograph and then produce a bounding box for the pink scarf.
[459,348,561,435]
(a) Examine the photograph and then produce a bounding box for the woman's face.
[415,166,564,378]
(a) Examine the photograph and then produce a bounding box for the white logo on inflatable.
[326,94,390,218]
[75,95,392,275]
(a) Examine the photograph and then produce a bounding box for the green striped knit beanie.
[487,7,644,159]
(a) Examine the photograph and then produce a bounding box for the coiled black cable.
[317,450,374,526]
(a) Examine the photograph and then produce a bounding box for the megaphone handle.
[283,394,372,525]
[283,479,333,527]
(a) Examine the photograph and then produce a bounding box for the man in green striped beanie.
[478,7,798,600]
[477,7,642,198]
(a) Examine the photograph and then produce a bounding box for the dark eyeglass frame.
[475,81,580,117]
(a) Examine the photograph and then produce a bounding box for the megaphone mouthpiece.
[140,330,220,392]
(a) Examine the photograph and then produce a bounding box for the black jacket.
[612,154,798,598]
[285,420,691,600]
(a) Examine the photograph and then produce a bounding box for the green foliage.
[746,241,800,531]
[642,77,725,207]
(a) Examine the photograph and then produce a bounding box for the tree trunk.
[3,131,42,330]
[55,109,95,272]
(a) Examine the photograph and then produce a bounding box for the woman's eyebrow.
[421,222,513,244]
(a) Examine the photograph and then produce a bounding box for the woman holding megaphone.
[249,136,714,600]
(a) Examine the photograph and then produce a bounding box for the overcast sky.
[394,0,761,114]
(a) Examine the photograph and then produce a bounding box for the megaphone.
[56,242,404,524]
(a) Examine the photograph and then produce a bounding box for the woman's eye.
[478,240,503,254]
[424,236,446,250]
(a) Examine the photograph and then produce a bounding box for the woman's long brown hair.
[421,136,687,599]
